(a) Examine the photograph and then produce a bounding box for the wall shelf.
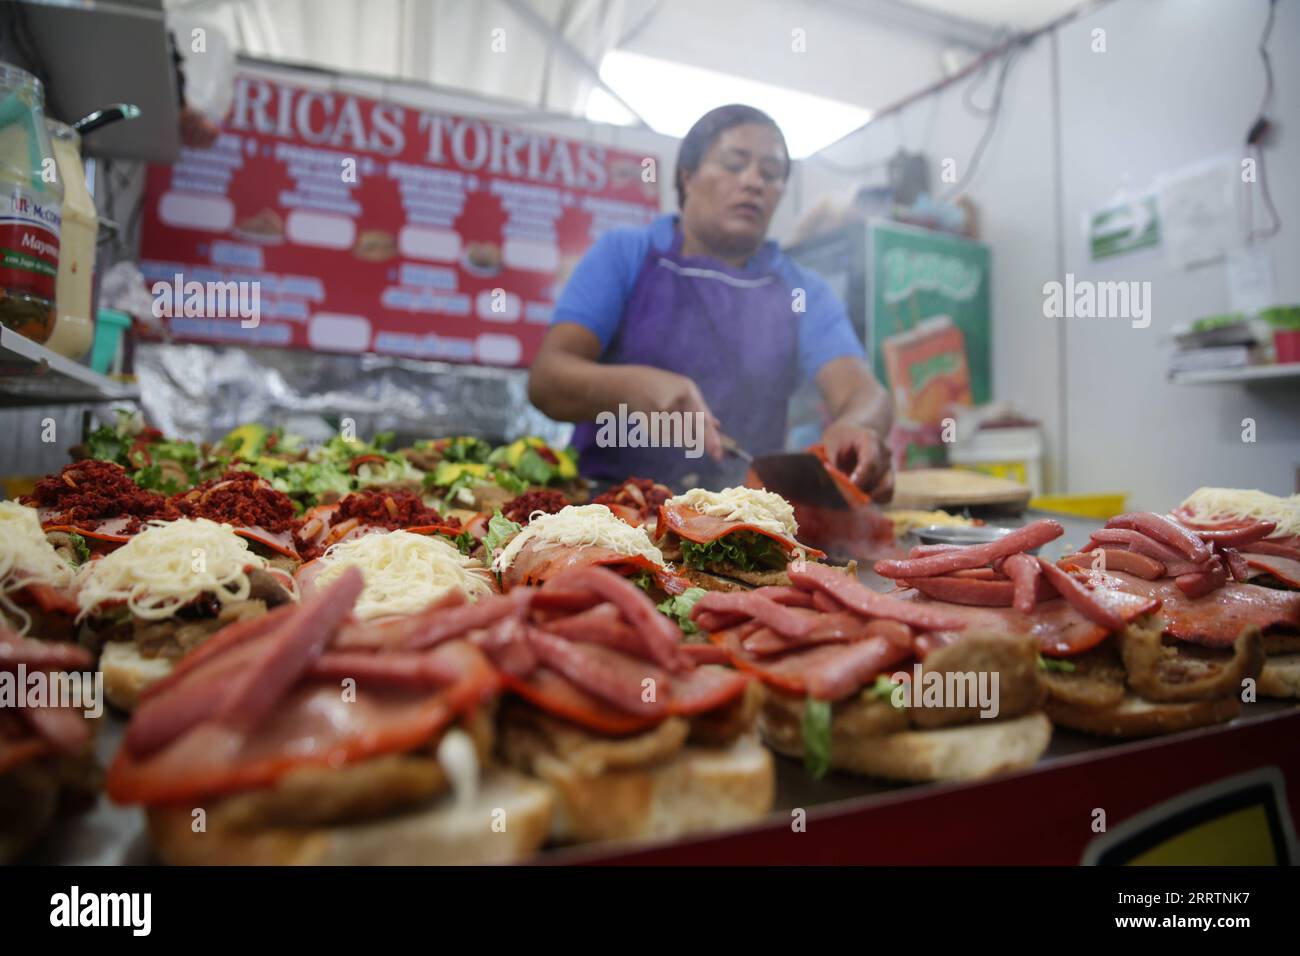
[1168,364,1300,386]
[0,327,139,406]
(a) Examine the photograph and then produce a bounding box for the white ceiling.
[167,0,1094,122]
[903,0,1089,31]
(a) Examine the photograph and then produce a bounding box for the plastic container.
[0,62,63,344]
[1275,330,1300,365]
[948,423,1043,496]
[1029,493,1129,520]
[1260,305,1300,364]
[90,307,131,375]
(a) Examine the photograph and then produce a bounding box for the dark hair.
[674,104,789,208]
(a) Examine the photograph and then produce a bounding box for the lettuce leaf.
[680,531,787,572]
[66,533,90,566]
[1037,655,1076,673]
[657,587,708,635]
[483,511,523,558]
[802,696,833,779]
[870,674,907,709]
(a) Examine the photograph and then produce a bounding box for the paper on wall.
[1155,157,1242,270]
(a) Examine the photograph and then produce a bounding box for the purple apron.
[572,227,798,489]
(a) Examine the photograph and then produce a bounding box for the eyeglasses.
[710,148,787,186]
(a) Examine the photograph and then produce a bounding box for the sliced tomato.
[657,502,826,560]
[108,642,495,806]
[502,667,659,736]
[18,583,79,616]
[40,522,131,544]
[668,664,750,716]
[235,526,300,559]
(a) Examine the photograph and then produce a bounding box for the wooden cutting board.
[891,469,1032,511]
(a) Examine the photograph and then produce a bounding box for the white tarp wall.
[795,0,1300,508]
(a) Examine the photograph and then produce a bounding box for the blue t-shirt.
[551,214,864,383]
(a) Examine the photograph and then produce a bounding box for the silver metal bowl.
[912,524,1043,554]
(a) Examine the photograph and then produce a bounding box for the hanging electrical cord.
[1246,0,1280,241]
[941,37,1025,201]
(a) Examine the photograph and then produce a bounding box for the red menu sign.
[138,70,661,366]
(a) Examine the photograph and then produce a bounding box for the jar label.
[1,190,62,302]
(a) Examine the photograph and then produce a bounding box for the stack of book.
[1167,314,1265,375]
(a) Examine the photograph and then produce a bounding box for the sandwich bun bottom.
[100,640,175,712]
[1045,692,1241,737]
[1259,653,1300,698]
[498,707,775,844]
[758,688,1052,783]
[146,759,553,865]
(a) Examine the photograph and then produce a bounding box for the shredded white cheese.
[0,502,76,635]
[76,518,280,621]
[666,486,799,539]
[1178,487,1300,539]
[314,530,494,619]
[492,504,664,574]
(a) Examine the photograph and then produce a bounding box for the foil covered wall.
[134,343,572,447]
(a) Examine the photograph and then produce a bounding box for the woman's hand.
[822,420,894,502]
[621,366,724,461]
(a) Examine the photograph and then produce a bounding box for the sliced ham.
[742,617,908,655]
[657,502,825,559]
[526,628,671,718]
[1099,571,1300,648]
[397,589,530,652]
[713,627,910,701]
[541,566,684,672]
[541,603,655,659]
[678,642,731,666]
[1241,540,1300,562]
[1241,552,1300,588]
[18,704,90,756]
[216,568,363,729]
[1036,559,1125,632]
[0,626,93,672]
[787,560,969,630]
[691,591,822,639]
[501,537,664,591]
[894,579,1160,657]
[471,614,538,678]
[304,647,481,690]
[761,586,816,608]
[125,570,362,759]
[1175,559,1228,599]
[109,666,487,807]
